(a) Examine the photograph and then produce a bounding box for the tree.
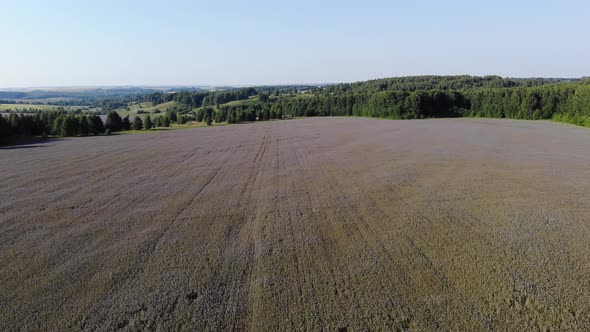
[0,114,11,137]
[8,113,20,134]
[88,115,104,135]
[144,115,153,130]
[105,111,123,132]
[202,107,214,122]
[195,109,204,122]
[52,115,65,136]
[153,115,162,127]
[79,115,89,136]
[122,115,131,130]
[520,92,541,119]
[214,110,223,123]
[258,92,270,103]
[167,110,177,123]
[132,116,143,130]
[227,111,236,124]
[61,115,80,137]
[32,113,46,135]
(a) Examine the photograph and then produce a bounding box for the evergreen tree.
[195,109,204,122]
[0,114,10,137]
[132,116,143,130]
[61,115,79,137]
[8,113,21,135]
[89,115,104,135]
[153,115,162,127]
[227,111,236,124]
[105,111,123,132]
[79,115,89,136]
[52,115,65,136]
[32,113,46,135]
[258,92,270,103]
[167,110,177,123]
[122,115,131,130]
[144,115,153,130]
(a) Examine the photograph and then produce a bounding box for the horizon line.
[1,75,588,90]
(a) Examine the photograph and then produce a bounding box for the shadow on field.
[0,137,59,149]
[0,145,48,150]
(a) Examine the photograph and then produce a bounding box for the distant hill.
[0,86,212,103]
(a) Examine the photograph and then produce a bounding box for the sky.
[1,0,589,87]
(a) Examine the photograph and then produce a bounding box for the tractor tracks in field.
[301,147,453,328]
[325,158,514,329]
[225,125,274,329]
[78,145,234,331]
[207,125,274,329]
[161,125,275,331]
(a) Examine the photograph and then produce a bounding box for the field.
[1,118,590,331]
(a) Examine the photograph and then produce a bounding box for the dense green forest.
[151,76,590,125]
[165,76,590,126]
[0,111,106,139]
[2,76,590,142]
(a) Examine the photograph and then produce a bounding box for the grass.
[118,121,219,134]
[114,101,183,117]
[221,97,260,106]
[190,97,261,113]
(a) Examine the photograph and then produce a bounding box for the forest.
[2,76,589,141]
[138,76,590,125]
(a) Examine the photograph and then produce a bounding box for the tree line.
[2,76,589,142]
[94,87,258,111]
[324,76,585,94]
[0,108,200,141]
[0,111,105,139]
[116,76,590,126]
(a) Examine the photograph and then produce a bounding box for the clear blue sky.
[1,0,589,87]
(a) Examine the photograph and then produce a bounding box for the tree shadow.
[0,137,59,149]
[0,145,48,150]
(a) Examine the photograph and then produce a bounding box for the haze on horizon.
[2,0,589,88]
